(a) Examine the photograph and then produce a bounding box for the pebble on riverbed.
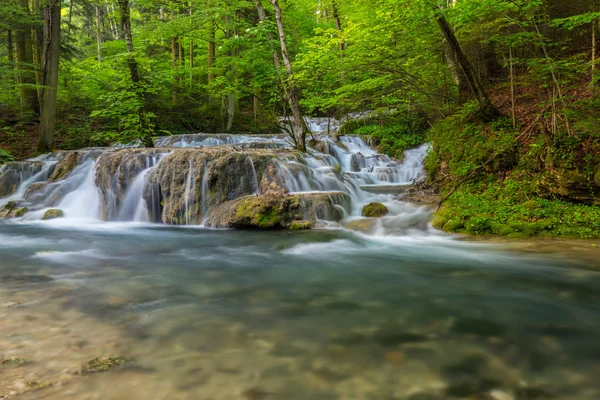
[1,357,28,366]
[81,357,128,374]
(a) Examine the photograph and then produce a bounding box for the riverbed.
[1,220,599,400]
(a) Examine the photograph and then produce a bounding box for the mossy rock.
[42,209,64,220]
[16,207,29,217]
[3,201,17,211]
[290,220,312,230]
[1,357,27,366]
[361,202,389,218]
[81,357,127,374]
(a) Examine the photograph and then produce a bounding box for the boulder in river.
[42,209,64,220]
[205,192,350,229]
[361,202,389,218]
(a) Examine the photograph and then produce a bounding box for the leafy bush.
[0,148,14,164]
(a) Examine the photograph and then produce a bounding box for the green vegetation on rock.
[81,357,127,374]
[362,202,389,218]
[42,209,64,220]
[290,220,312,230]
[1,357,27,366]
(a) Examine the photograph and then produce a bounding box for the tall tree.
[117,0,154,147]
[38,0,61,153]
[432,3,500,121]
[271,0,305,150]
[15,0,39,116]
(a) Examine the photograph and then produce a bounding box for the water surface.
[1,221,599,399]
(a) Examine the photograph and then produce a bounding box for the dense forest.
[1,0,599,237]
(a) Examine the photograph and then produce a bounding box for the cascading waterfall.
[183,159,197,225]
[0,117,433,236]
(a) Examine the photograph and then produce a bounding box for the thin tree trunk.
[593,0,597,93]
[271,0,305,151]
[96,4,102,62]
[509,46,516,129]
[38,0,61,153]
[171,11,178,103]
[433,5,500,121]
[15,0,39,116]
[7,30,14,64]
[189,2,193,87]
[208,20,215,83]
[117,0,153,147]
[331,0,344,52]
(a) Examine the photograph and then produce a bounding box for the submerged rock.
[344,218,378,234]
[361,202,389,218]
[1,357,28,366]
[42,209,64,220]
[81,357,127,374]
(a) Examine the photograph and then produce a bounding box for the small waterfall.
[246,157,260,195]
[57,159,101,219]
[200,159,210,221]
[183,159,197,225]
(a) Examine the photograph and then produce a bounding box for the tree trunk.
[331,0,344,52]
[7,30,14,63]
[96,5,102,62]
[119,0,139,83]
[271,0,305,151]
[433,5,500,121]
[117,0,153,147]
[208,21,215,83]
[189,2,193,87]
[15,0,39,116]
[171,11,178,103]
[593,0,597,93]
[509,46,516,129]
[38,0,61,153]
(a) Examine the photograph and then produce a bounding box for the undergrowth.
[427,100,600,239]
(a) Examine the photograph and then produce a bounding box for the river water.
[1,122,600,399]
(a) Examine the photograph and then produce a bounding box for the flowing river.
[0,120,599,399]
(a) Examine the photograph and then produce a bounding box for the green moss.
[362,202,389,218]
[81,357,127,374]
[428,100,600,239]
[42,209,64,220]
[290,220,312,230]
[434,180,600,238]
[4,201,17,211]
[16,207,29,217]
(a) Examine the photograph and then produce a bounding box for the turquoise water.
[1,221,599,399]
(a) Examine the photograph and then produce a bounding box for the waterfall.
[200,159,210,222]
[57,159,101,219]
[183,159,197,225]
[1,116,434,236]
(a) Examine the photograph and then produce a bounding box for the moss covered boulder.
[361,202,389,218]
[81,357,127,374]
[205,192,350,229]
[42,209,64,220]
